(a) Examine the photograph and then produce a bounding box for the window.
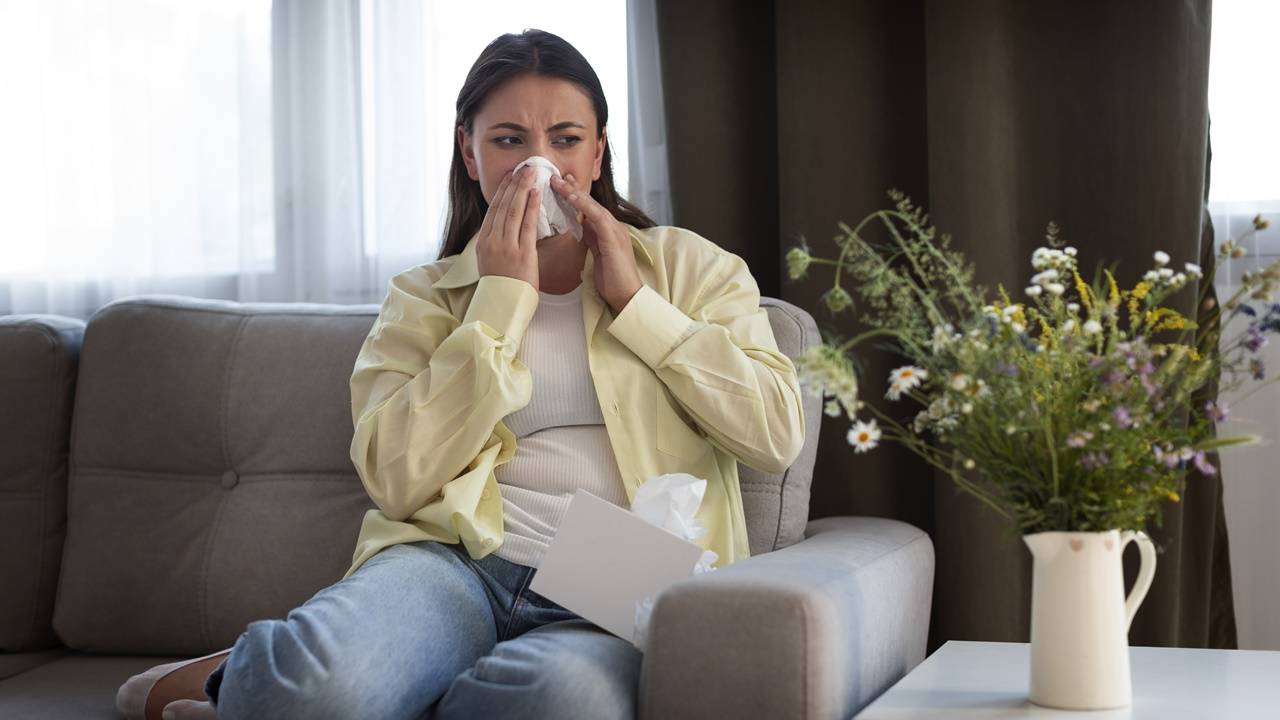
[1208,0,1280,262]
[0,0,274,282]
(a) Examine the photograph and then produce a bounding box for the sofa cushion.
[742,298,821,555]
[52,297,379,655]
[0,315,84,653]
[50,291,819,655]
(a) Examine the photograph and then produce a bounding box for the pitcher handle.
[1120,530,1157,633]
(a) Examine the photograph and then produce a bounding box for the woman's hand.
[551,173,644,314]
[476,166,541,291]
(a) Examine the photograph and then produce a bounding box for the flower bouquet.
[784,191,1275,709]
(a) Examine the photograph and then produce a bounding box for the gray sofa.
[0,293,935,719]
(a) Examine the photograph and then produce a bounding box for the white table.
[856,640,1280,718]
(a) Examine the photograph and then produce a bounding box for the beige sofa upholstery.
[0,295,934,719]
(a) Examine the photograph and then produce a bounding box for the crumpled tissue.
[629,472,719,652]
[512,155,584,242]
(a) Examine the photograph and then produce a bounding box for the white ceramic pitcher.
[1023,529,1156,710]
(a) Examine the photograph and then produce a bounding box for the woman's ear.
[592,126,606,182]
[458,125,478,181]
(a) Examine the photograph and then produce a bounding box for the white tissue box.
[528,488,705,646]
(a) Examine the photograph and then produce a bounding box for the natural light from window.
[1207,0,1280,256]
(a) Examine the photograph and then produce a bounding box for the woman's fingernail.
[162,710,175,720]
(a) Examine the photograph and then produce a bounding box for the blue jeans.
[203,540,642,719]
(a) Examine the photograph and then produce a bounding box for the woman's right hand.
[475,165,541,291]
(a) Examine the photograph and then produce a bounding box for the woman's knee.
[438,622,642,719]
[212,617,377,719]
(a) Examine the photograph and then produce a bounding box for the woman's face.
[458,73,606,205]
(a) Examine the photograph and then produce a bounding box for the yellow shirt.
[342,222,806,580]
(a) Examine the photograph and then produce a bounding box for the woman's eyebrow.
[488,121,586,132]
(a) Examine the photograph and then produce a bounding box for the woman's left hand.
[551,173,644,315]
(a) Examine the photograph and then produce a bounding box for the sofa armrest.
[638,516,935,720]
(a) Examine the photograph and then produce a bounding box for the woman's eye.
[493,136,579,146]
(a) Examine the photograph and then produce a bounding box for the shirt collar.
[432,222,654,290]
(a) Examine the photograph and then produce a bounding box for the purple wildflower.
[1112,406,1134,429]
[1245,325,1268,353]
[994,360,1020,377]
[1104,369,1128,387]
[1088,356,1106,369]
[1140,374,1159,397]
[1204,400,1229,423]
[1239,304,1258,317]
[1080,451,1110,470]
[1192,450,1217,476]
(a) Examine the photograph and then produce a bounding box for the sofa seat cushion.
[0,653,188,719]
[0,648,71,681]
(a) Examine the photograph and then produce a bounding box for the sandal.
[143,648,232,720]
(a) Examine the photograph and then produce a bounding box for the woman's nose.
[523,137,552,158]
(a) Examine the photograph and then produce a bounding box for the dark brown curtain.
[654,0,1236,651]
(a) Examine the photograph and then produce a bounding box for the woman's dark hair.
[441,28,657,258]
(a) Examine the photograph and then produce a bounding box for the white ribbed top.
[492,282,629,569]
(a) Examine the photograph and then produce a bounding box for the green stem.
[837,328,904,352]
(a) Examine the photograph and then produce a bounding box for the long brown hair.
[442,29,657,259]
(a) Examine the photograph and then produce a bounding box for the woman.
[119,28,805,720]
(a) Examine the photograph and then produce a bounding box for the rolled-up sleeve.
[349,272,539,521]
[607,250,806,473]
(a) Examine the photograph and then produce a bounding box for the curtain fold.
[655,0,1236,651]
[626,0,674,226]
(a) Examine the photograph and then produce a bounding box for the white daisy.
[847,419,882,453]
[889,366,926,389]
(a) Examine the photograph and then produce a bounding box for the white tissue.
[629,472,720,652]
[512,156,584,242]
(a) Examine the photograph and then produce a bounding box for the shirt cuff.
[462,275,539,347]
[606,284,698,368]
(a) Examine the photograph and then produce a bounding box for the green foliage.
[786,191,1276,533]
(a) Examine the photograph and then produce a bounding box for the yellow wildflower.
[1167,491,1181,503]
[1128,280,1153,326]
[1038,318,1055,348]
[1105,270,1122,309]
[1074,271,1094,312]
[1144,307,1188,332]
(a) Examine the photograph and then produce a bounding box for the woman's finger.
[504,168,536,249]
[479,170,513,240]
[560,176,607,225]
[521,185,540,249]
[494,166,524,240]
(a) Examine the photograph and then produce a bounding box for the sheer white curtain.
[626,0,673,226]
[0,0,276,319]
[0,0,664,320]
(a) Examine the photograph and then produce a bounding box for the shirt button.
[482,489,492,500]
[482,537,494,547]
